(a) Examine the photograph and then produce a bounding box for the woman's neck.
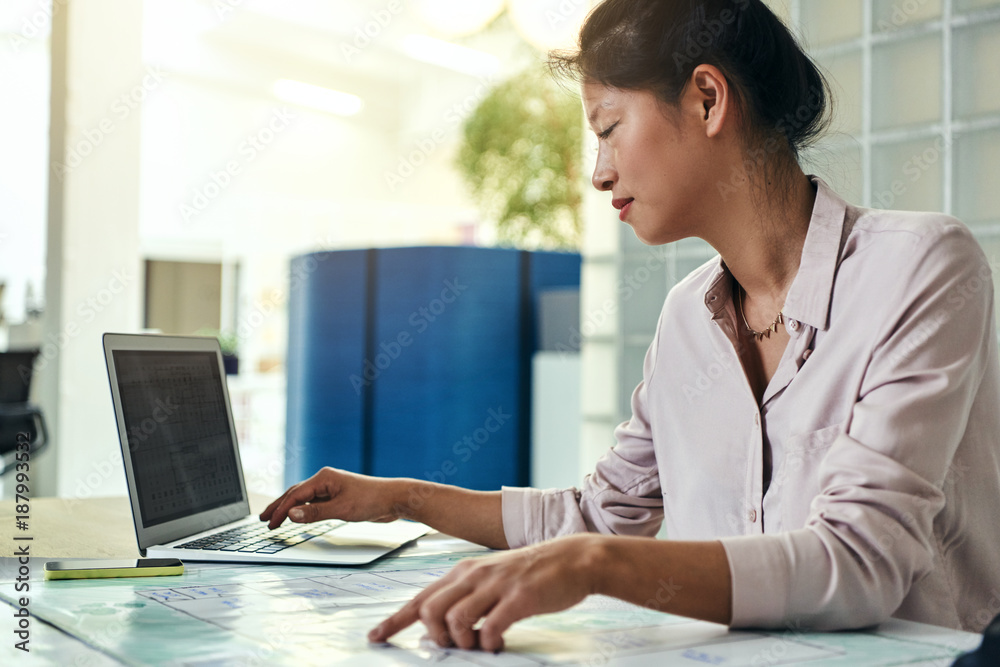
[705,168,816,309]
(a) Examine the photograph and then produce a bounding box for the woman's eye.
[598,122,618,140]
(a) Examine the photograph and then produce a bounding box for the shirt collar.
[781,176,848,332]
[702,176,848,332]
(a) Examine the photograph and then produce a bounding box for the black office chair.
[0,349,48,476]
[952,612,1000,666]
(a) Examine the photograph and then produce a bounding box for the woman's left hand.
[368,533,605,652]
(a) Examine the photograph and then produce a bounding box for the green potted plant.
[456,65,583,250]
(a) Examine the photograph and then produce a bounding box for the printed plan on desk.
[0,536,982,665]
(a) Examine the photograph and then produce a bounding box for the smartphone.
[43,558,184,580]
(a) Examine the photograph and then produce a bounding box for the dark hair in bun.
[550,0,831,163]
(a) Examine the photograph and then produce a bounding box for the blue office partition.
[284,246,581,491]
[284,250,369,487]
[369,247,523,490]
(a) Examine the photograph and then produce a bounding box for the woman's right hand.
[259,467,400,529]
[261,467,507,549]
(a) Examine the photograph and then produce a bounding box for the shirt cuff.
[502,486,586,549]
[501,486,537,549]
[719,534,792,628]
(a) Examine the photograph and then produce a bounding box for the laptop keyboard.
[178,520,345,555]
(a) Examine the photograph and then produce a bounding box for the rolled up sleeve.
[722,225,993,629]
[502,314,666,549]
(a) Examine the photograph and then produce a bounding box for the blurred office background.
[0,0,998,499]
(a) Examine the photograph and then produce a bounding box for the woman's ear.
[687,64,730,138]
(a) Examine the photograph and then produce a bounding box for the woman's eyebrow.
[587,107,602,127]
[586,98,616,128]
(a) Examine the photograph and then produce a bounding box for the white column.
[578,132,622,478]
[36,0,144,497]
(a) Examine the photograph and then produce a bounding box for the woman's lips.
[612,197,634,222]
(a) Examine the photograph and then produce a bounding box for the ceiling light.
[508,0,590,52]
[408,0,505,37]
[272,79,364,117]
[401,34,500,77]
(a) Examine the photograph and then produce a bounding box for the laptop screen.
[113,349,243,528]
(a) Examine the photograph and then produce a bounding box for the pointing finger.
[368,569,466,644]
[368,596,423,643]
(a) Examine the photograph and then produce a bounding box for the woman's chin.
[627,223,683,246]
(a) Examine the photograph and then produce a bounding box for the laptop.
[103,332,429,565]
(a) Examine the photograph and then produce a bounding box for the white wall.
[0,13,48,326]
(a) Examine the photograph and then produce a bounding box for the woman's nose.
[591,147,616,191]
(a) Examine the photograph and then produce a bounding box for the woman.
[262,0,1000,652]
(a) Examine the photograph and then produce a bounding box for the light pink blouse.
[502,177,1000,632]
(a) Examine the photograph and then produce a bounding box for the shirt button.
[802,349,812,361]
[748,509,757,523]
